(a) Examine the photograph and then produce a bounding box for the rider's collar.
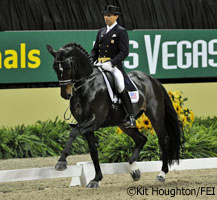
[106,22,117,33]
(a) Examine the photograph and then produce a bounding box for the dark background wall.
[0,0,217,31]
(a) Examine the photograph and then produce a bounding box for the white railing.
[0,157,216,187]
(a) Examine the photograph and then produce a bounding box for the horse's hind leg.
[119,125,147,181]
[155,125,169,182]
[84,131,103,188]
[145,108,169,182]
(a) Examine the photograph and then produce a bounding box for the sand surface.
[0,155,217,200]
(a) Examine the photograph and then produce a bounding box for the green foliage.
[192,116,217,129]
[0,118,88,159]
[181,117,217,158]
[97,128,160,163]
[97,117,217,163]
[96,127,134,163]
[1,116,217,161]
[138,132,160,161]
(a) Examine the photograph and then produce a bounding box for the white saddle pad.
[98,67,139,104]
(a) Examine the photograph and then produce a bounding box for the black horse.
[47,42,181,188]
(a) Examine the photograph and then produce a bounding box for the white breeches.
[111,67,125,93]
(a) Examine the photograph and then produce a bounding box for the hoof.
[55,161,67,171]
[156,175,165,182]
[130,169,141,181]
[86,180,99,188]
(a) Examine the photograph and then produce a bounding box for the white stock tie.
[106,27,111,33]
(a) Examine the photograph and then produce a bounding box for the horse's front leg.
[84,131,102,188]
[55,115,96,171]
[55,126,80,170]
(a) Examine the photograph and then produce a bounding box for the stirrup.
[124,115,136,128]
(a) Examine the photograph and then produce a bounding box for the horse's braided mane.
[63,42,93,63]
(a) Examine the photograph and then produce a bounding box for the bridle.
[54,56,99,92]
[54,57,75,86]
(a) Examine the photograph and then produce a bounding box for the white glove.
[102,62,113,71]
[93,60,98,65]
[93,60,99,65]
[93,60,102,67]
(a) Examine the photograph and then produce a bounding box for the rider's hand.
[93,60,98,65]
[93,60,102,67]
[102,62,112,71]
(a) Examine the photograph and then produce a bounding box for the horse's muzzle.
[60,84,72,99]
[61,93,71,100]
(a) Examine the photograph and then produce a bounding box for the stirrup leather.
[124,115,136,128]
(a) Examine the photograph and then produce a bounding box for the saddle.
[98,67,139,105]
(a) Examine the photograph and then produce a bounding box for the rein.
[71,65,104,92]
[72,74,97,92]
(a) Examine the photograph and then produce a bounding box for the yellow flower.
[135,113,153,132]
[136,120,143,130]
[173,102,182,115]
[117,90,195,134]
[189,111,195,122]
[180,114,187,124]
[168,90,173,95]
[116,127,123,134]
[143,119,152,129]
[168,90,173,97]
[150,129,155,135]
[168,91,175,101]
[169,91,194,128]
[174,91,182,99]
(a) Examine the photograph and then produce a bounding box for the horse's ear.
[47,45,56,57]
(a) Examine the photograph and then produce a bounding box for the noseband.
[54,57,75,86]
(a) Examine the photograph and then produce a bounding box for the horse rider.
[91,5,136,128]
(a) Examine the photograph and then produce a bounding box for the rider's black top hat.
[101,5,121,15]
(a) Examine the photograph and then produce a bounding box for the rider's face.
[104,14,118,26]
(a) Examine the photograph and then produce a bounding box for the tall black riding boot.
[120,89,136,128]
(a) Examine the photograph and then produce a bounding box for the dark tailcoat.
[91,24,129,74]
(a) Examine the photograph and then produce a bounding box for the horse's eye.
[53,64,59,70]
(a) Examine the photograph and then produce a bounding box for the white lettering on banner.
[208,39,217,67]
[177,41,192,69]
[144,35,161,74]
[143,35,217,74]
[94,35,217,75]
[124,40,139,69]
[193,40,207,68]
[162,41,177,70]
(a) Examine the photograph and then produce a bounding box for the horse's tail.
[162,86,182,165]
